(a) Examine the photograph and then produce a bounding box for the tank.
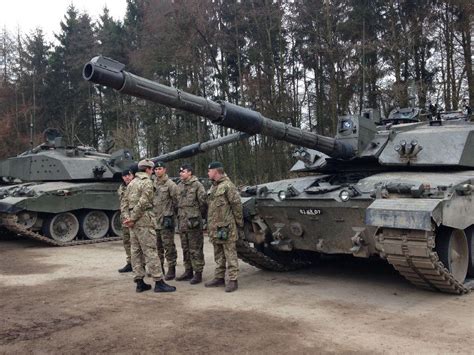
[0,128,134,245]
[83,56,474,294]
[0,128,248,246]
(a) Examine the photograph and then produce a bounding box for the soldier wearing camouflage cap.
[153,161,179,280]
[205,161,243,292]
[175,163,207,284]
[123,159,176,293]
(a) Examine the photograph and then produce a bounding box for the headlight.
[339,189,351,202]
[278,190,287,201]
[340,119,353,130]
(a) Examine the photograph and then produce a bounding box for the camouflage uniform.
[117,183,131,264]
[154,174,178,267]
[124,171,163,281]
[177,176,207,272]
[207,175,243,281]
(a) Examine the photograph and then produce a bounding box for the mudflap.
[365,198,442,231]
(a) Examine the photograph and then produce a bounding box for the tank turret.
[84,56,474,171]
[84,56,474,295]
[0,128,134,182]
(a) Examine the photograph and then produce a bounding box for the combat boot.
[225,280,238,293]
[189,271,202,285]
[164,266,176,281]
[135,279,152,293]
[175,268,193,281]
[204,278,225,287]
[154,279,177,293]
[118,263,132,273]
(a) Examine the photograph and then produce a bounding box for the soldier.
[117,167,135,273]
[175,163,207,284]
[153,161,178,280]
[205,161,243,293]
[123,159,176,293]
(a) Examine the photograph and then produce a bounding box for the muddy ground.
[0,235,473,354]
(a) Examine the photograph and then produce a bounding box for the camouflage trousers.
[179,229,205,272]
[156,228,177,267]
[130,225,163,281]
[213,241,239,281]
[122,226,131,264]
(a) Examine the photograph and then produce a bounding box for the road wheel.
[436,226,469,283]
[79,210,109,240]
[109,211,122,237]
[465,226,474,278]
[16,211,38,229]
[42,212,79,242]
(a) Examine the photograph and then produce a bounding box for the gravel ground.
[0,235,473,354]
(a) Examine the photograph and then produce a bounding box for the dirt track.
[0,235,473,354]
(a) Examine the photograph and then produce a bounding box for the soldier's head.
[129,163,139,176]
[179,163,193,181]
[154,161,166,178]
[121,168,134,185]
[138,159,154,176]
[207,161,224,181]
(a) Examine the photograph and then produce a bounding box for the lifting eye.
[339,189,351,202]
[278,190,287,201]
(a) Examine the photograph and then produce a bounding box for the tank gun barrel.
[83,56,355,159]
[151,132,250,163]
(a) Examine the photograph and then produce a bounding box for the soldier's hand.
[237,226,245,239]
[123,218,135,228]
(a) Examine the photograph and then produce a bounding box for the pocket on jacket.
[216,223,230,241]
[187,216,201,229]
[163,215,174,230]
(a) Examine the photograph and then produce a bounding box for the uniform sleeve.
[130,179,154,222]
[196,182,208,216]
[121,186,130,220]
[117,186,124,201]
[226,184,243,227]
[169,180,179,213]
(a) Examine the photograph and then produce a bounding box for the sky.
[0,0,127,41]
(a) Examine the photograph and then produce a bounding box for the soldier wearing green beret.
[117,167,135,273]
[153,161,178,280]
[205,161,243,292]
[175,163,207,284]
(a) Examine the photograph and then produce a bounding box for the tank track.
[0,213,121,247]
[236,238,310,272]
[376,228,472,294]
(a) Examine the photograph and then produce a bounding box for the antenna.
[362,14,366,112]
[30,69,36,151]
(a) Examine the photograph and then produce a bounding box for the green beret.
[179,163,193,173]
[208,161,223,169]
[129,164,139,175]
[154,161,165,168]
[121,169,132,177]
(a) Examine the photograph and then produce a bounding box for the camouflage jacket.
[153,174,178,229]
[123,172,156,228]
[176,175,207,231]
[207,175,243,243]
[117,183,131,221]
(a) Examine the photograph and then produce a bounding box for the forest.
[0,0,472,184]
